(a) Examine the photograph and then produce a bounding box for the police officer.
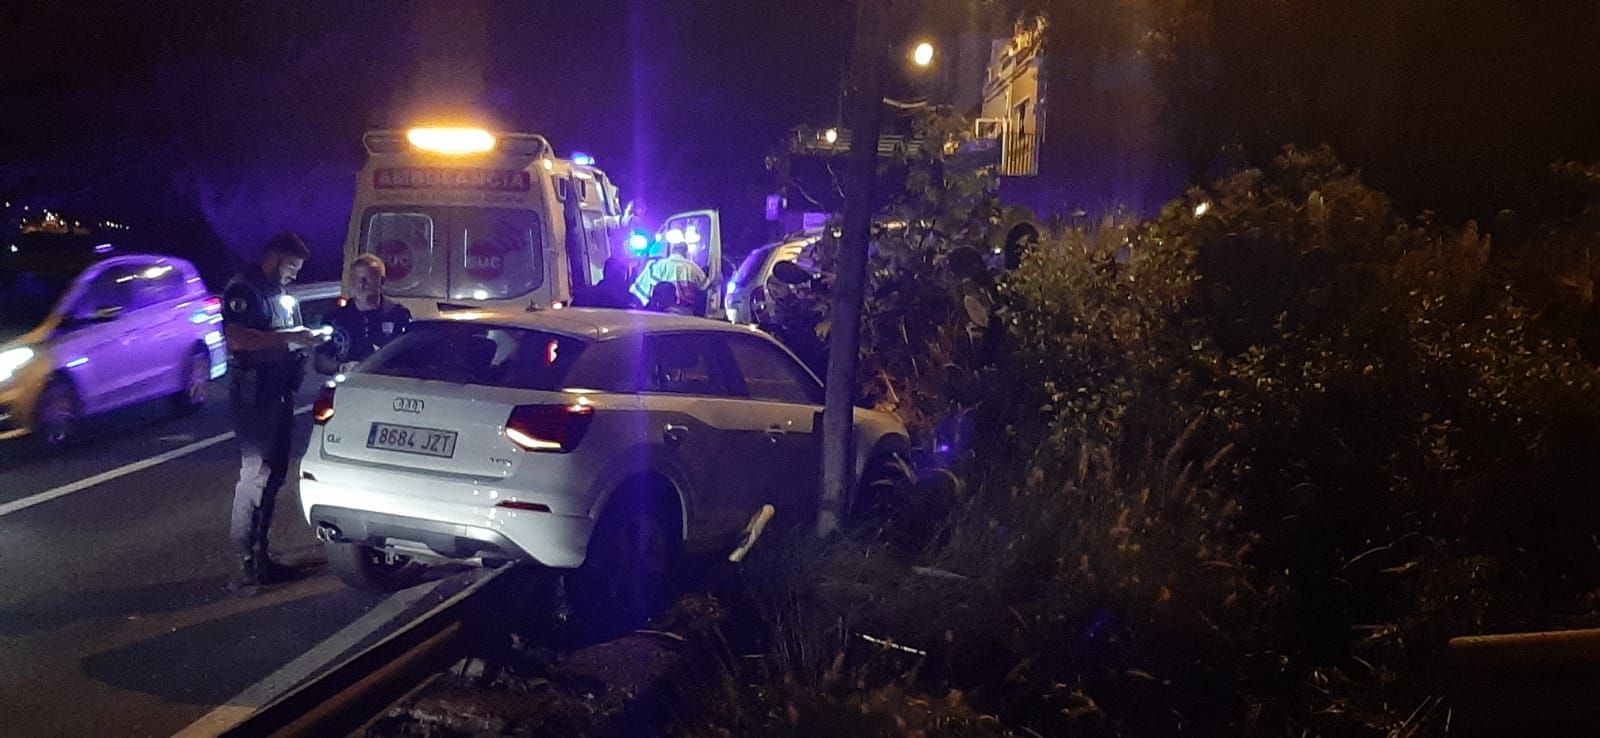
[315,253,411,375]
[222,232,326,590]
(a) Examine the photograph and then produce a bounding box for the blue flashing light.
[627,232,650,252]
[572,152,594,167]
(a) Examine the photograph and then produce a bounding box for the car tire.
[170,345,209,415]
[852,451,915,522]
[570,490,678,633]
[325,541,426,593]
[33,378,80,451]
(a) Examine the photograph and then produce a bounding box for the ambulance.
[342,126,724,317]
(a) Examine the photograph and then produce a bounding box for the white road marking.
[172,577,447,738]
[0,405,311,519]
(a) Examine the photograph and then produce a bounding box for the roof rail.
[362,130,553,158]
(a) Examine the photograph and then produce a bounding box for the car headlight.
[0,347,34,383]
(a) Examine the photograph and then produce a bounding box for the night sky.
[0,1,854,280]
[5,1,1600,285]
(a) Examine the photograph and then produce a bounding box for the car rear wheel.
[170,346,209,415]
[570,492,678,633]
[326,541,427,592]
[852,451,915,522]
[34,378,79,451]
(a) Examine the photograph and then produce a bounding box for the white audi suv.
[299,308,910,622]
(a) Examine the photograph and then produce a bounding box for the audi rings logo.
[393,397,425,414]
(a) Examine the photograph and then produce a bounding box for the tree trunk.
[817,0,887,538]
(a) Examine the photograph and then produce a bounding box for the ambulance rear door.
[657,209,723,318]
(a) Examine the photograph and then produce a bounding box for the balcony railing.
[1002,129,1038,177]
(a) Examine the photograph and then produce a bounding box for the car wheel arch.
[855,430,911,479]
[591,470,688,543]
[31,370,83,441]
[44,369,81,404]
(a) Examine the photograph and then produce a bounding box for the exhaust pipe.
[315,522,345,543]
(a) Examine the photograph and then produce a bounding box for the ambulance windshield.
[360,207,544,301]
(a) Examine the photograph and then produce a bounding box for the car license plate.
[367,422,458,458]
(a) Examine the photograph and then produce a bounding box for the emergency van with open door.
[343,126,724,319]
[633,208,725,318]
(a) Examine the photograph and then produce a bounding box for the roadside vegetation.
[675,130,1600,736]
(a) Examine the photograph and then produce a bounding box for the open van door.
[657,209,724,319]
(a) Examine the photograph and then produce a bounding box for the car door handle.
[763,424,785,443]
[663,424,689,444]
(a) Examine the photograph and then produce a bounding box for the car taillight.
[312,384,336,424]
[504,402,593,452]
[191,296,224,324]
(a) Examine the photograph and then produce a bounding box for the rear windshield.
[364,322,587,390]
[733,245,775,288]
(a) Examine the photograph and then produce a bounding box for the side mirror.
[770,261,813,286]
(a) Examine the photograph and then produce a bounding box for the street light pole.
[816,0,889,539]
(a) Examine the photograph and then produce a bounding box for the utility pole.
[817,0,889,538]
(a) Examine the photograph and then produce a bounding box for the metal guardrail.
[1448,627,1600,735]
[220,564,536,738]
[219,506,789,737]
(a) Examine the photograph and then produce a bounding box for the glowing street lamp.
[911,41,934,68]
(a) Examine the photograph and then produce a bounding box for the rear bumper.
[298,475,595,568]
[310,505,523,561]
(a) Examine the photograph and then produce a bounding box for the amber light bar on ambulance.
[406,127,496,155]
[363,129,553,157]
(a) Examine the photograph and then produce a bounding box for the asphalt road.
[0,370,454,737]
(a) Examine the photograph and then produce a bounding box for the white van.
[342,127,723,318]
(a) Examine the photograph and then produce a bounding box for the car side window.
[74,266,134,315]
[563,339,641,392]
[157,270,191,302]
[127,263,185,309]
[640,333,728,396]
[723,334,823,405]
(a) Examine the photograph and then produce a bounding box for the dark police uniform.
[221,264,306,579]
[314,299,411,375]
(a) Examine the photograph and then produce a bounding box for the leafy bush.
[724,145,1600,736]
